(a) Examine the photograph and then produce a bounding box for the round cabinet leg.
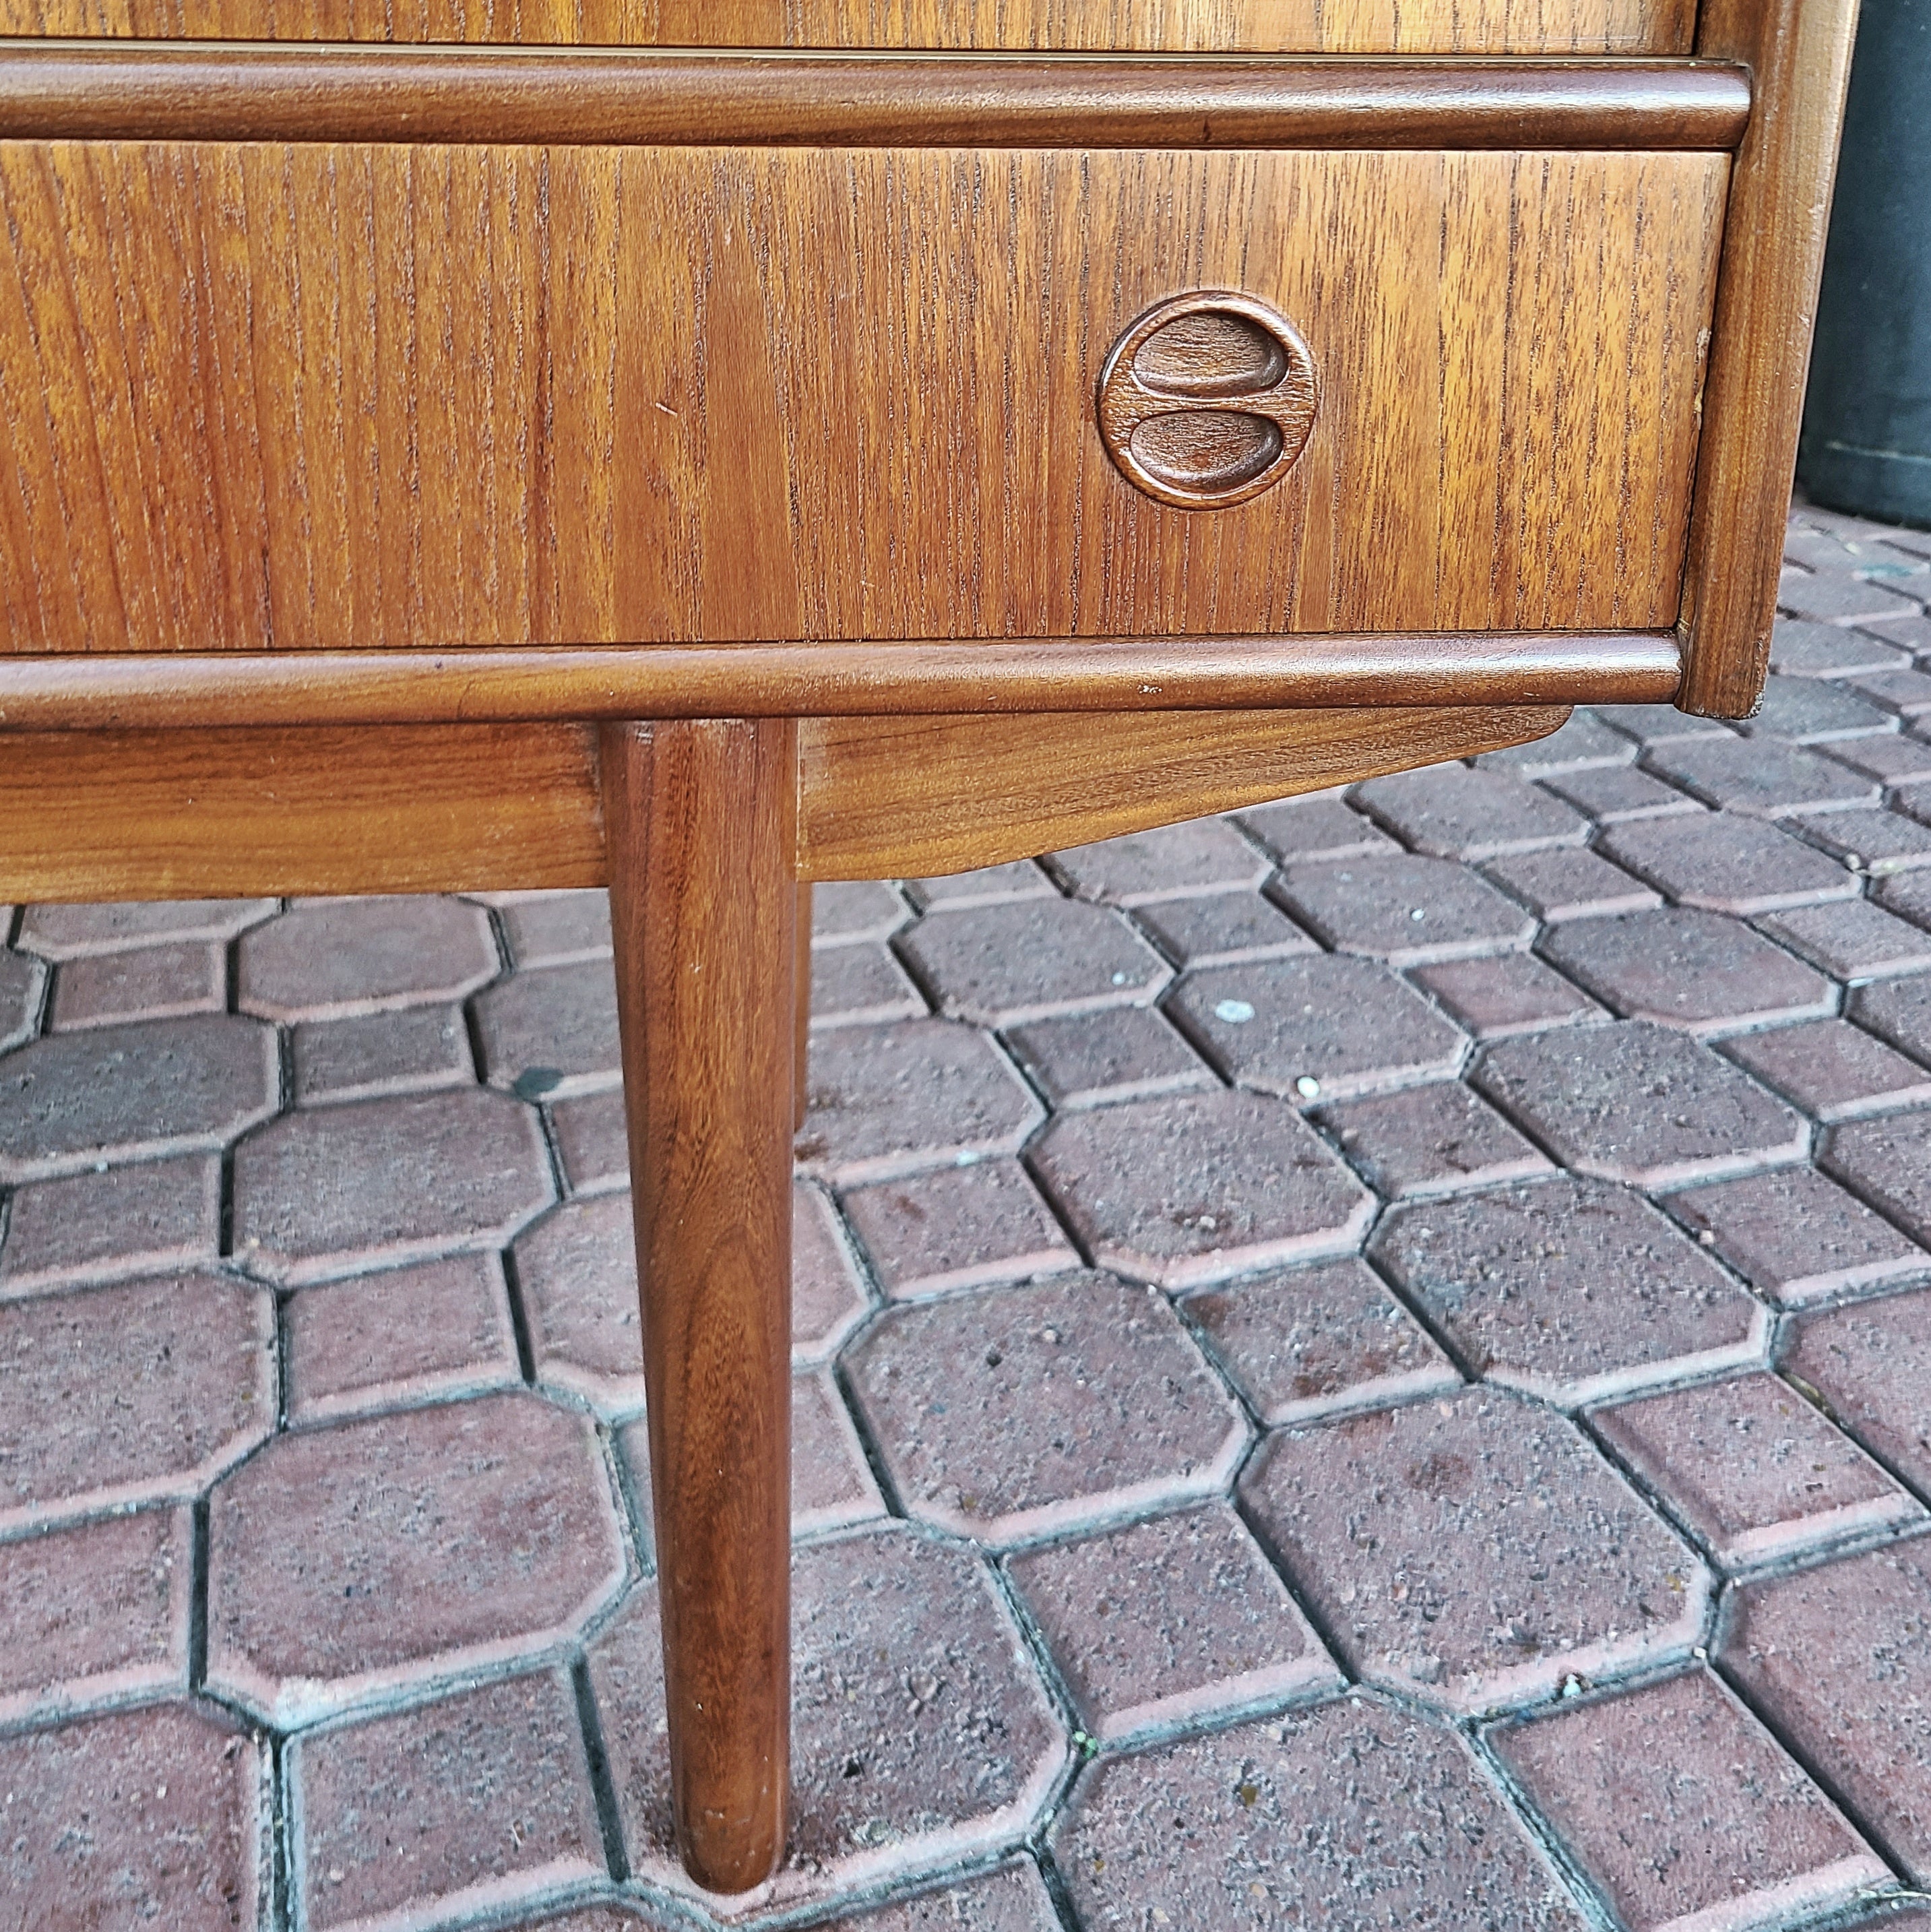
[601,718,796,1894]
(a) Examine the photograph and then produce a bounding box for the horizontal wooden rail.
[0,44,1752,149]
[0,632,1680,730]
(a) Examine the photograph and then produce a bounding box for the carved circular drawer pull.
[1097,291,1319,509]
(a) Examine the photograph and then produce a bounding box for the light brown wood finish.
[0,722,605,901]
[0,144,1726,656]
[602,718,795,1896]
[800,704,1570,878]
[0,1,1693,51]
[1674,0,1862,719]
[0,47,1752,150]
[0,632,1680,730]
[0,704,1572,902]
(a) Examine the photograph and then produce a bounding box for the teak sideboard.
[0,0,1858,1898]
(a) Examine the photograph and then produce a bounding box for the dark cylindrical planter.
[1798,0,1931,529]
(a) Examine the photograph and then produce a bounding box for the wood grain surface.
[602,717,794,1894]
[0,144,1726,654]
[798,704,1569,877]
[0,0,1694,53]
[1676,0,1863,719]
[0,704,1570,900]
[0,46,1752,150]
[0,632,1680,729]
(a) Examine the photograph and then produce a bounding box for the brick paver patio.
[7,500,1931,1929]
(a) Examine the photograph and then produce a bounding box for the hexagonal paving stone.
[0,947,40,1051]
[1538,908,1831,1035]
[1480,846,1663,921]
[0,1014,278,1183]
[1234,792,1397,864]
[1769,618,1908,679]
[1783,1287,1931,1494]
[1005,1503,1341,1740]
[232,1087,554,1285]
[1735,673,1897,741]
[15,898,277,958]
[287,1668,607,1932]
[1723,1540,1931,1887]
[792,1181,874,1361]
[1823,1112,1931,1251]
[1653,726,1876,811]
[237,896,500,1020]
[1490,1670,1885,1932]
[0,1702,266,1925]
[291,1004,472,1106]
[1370,1176,1767,1408]
[1318,1080,1551,1199]
[845,1272,1246,1544]
[472,957,623,1100]
[0,1272,274,1530]
[0,1506,190,1723]
[1472,1020,1808,1187]
[1168,954,1466,1103]
[587,1524,1065,1917]
[1593,703,1732,749]
[812,879,912,941]
[1004,1005,1213,1110]
[796,1020,1044,1185]
[1795,804,1931,874]
[282,1253,523,1427]
[1180,1256,1461,1427]
[1132,891,1316,968]
[1048,820,1270,904]
[1597,814,1859,915]
[1541,763,1704,824]
[1408,951,1604,1039]
[1848,971,1931,1063]
[1592,1372,1919,1571]
[1055,1697,1585,1931]
[0,1150,222,1297]
[895,899,1170,1026]
[49,939,226,1032]
[1477,709,1634,775]
[1662,1166,1926,1307]
[1273,854,1535,964]
[809,941,925,1029]
[1352,764,1588,861]
[1720,1017,1931,1123]
[206,1390,626,1725]
[1758,898,1931,981]
[841,1158,1079,1299]
[820,1863,1059,1931]
[511,1193,646,1415]
[1030,1089,1372,1288]
[1240,1388,1711,1714]
[902,863,1056,910]
[490,889,613,966]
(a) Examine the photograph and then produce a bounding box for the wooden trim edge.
[1674,0,1862,716]
[0,45,1752,150]
[0,631,1682,730]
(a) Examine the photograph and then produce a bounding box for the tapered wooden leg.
[794,883,812,1133]
[601,718,796,1895]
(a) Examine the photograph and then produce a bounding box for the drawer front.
[0,144,1724,654]
[0,2,1693,53]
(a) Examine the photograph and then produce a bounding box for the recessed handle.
[1096,291,1319,509]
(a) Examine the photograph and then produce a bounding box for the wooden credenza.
[0,0,1858,1898]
